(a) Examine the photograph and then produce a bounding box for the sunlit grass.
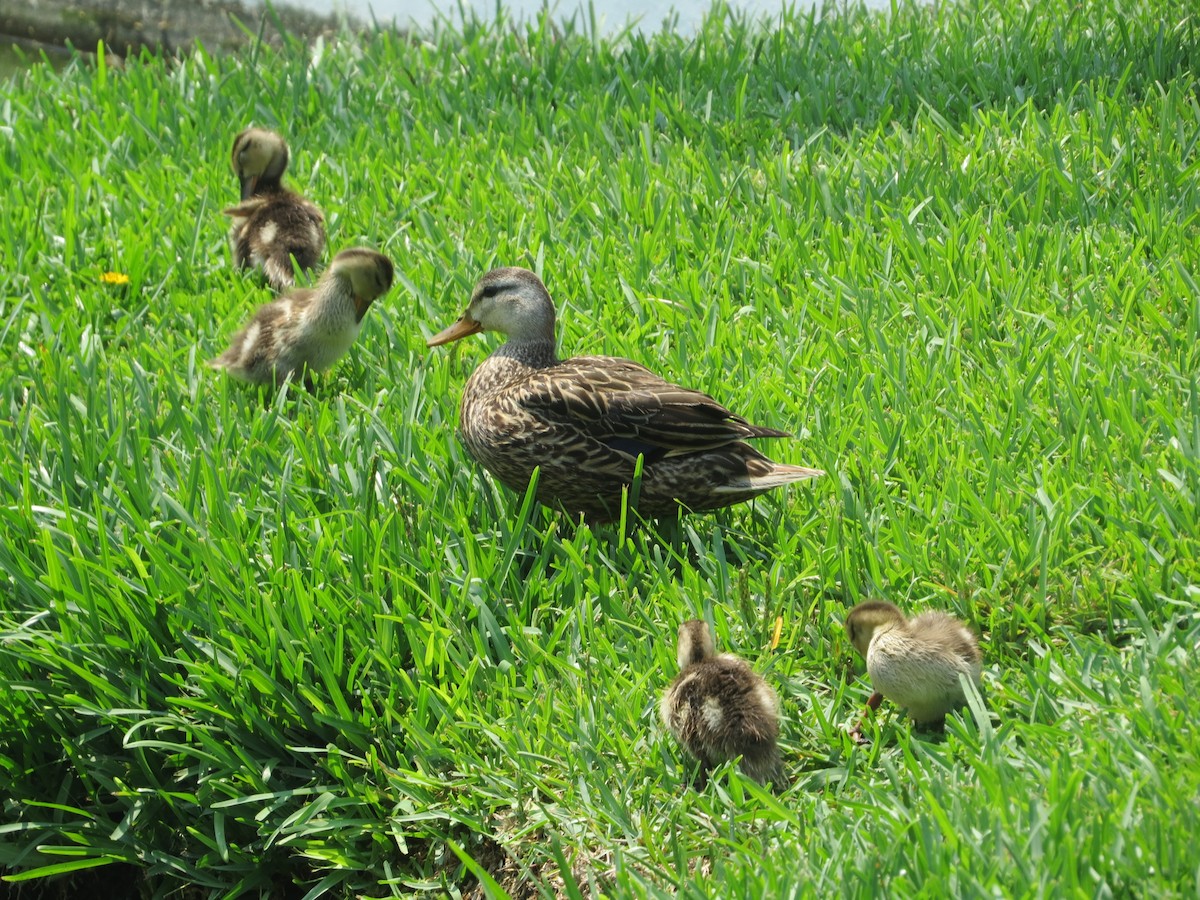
[1,0,1198,896]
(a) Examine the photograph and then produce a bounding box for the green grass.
[1,0,1199,895]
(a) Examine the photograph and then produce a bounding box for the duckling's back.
[909,611,982,671]
[662,655,782,786]
[227,193,326,291]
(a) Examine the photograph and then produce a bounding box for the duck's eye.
[480,284,504,299]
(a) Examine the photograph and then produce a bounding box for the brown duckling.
[845,600,982,739]
[427,267,824,522]
[224,127,326,291]
[660,619,783,788]
[208,247,394,387]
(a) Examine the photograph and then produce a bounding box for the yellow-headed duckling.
[845,599,982,737]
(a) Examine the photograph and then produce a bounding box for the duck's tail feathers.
[714,463,825,494]
[755,463,826,488]
[743,424,793,439]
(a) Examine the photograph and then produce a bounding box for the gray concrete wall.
[0,0,347,56]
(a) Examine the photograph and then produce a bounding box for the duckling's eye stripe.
[480,284,504,299]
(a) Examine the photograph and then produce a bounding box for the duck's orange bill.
[427,316,483,347]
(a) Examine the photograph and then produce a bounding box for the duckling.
[208,247,394,387]
[224,127,326,291]
[845,600,982,738]
[660,619,783,789]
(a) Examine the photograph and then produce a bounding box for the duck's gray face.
[427,267,554,347]
[329,249,395,321]
[845,600,905,658]
[676,619,716,670]
[231,128,289,200]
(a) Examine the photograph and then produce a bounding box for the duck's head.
[676,619,716,670]
[231,128,290,200]
[328,248,395,322]
[845,600,906,658]
[427,267,555,347]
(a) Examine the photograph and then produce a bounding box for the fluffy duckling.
[845,600,982,737]
[660,619,783,789]
[224,127,326,291]
[427,267,824,521]
[208,248,394,387]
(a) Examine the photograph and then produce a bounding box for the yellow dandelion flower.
[101,271,130,285]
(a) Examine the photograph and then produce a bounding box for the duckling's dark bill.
[239,175,258,200]
[427,317,483,347]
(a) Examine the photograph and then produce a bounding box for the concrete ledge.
[0,0,352,56]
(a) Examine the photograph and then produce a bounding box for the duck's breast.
[269,294,359,375]
[867,631,975,718]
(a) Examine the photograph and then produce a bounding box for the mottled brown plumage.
[426,267,824,521]
[660,620,783,788]
[846,600,982,730]
[224,127,326,291]
[208,247,393,386]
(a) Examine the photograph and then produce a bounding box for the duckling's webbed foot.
[912,716,947,734]
[848,692,884,745]
[282,364,318,395]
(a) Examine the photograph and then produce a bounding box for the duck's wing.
[209,290,314,369]
[517,355,791,460]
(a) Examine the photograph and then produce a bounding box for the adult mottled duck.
[427,266,823,522]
